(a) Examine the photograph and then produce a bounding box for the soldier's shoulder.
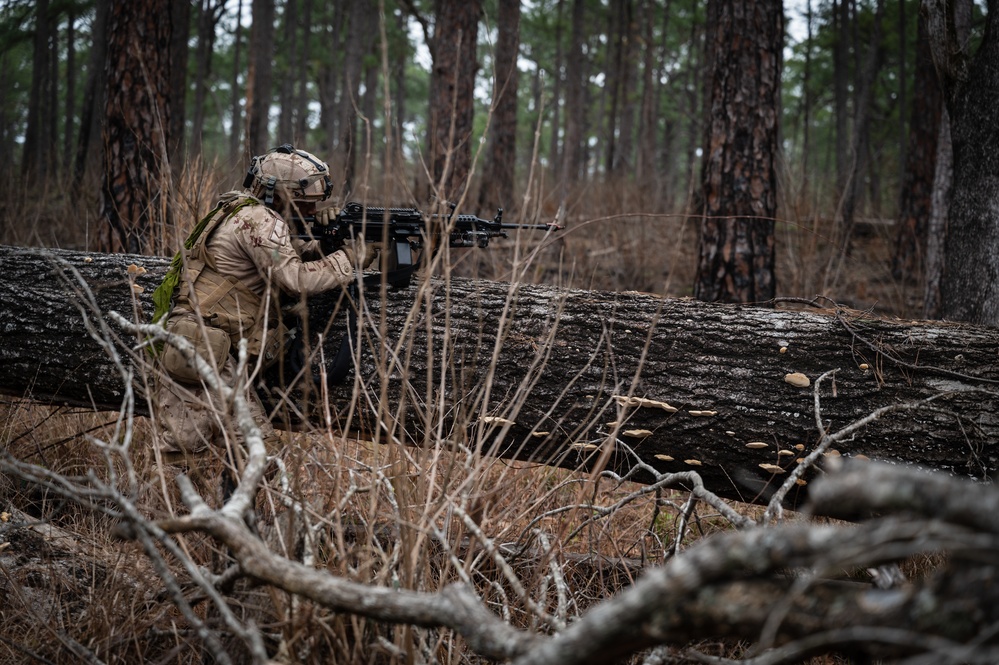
[224,199,290,248]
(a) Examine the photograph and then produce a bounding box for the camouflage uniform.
[156,183,355,460]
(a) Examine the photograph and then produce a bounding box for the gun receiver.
[294,201,562,288]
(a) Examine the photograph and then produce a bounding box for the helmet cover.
[243,144,333,206]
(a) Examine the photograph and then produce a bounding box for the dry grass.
[0,167,926,663]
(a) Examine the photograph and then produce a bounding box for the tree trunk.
[22,0,53,181]
[168,0,191,168]
[338,0,366,193]
[635,0,656,189]
[924,0,999,325]
[833,0,850,202]
[548,0,564,186]
[3,244,999,508]
[73,0,109,192]
[831,0,884,276]
[924,107,952,319]
[316,1,346,160]
[191,1,226,159]
[246,0,276,154]
[99,0,173,256]
[277,0,299,145]
[694,0,781,304]
[477,0,521,212]
[559,0,585,199]
[428,0,482,202]
[613,0,637,175]
[891,9,943,284]
[63,10,76,174]
[229,0,244,163]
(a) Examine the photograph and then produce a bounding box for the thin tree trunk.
[191,1,227,159]
[246,0,276,153]
[614,0,637,174]
[3,245,999,508]
[891,10,943,284]
[924,107,951,319]
[636,0,656,188]
[560,0,585,201]
[477,0,521,211]
[277,0,299,143]
[63,10,76,174]
[548,0,565,186]
[831,0,883,273]
[229,0,244,163]
[338,0,366,193]
[427,0,482,202]
[168,0,191,168]
[73,0,109,191]
[833,0,850,203]
[23,0,53,181]
[295,0,313,143]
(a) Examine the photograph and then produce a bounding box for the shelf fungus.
[745,442,769,449]
[530,431,550,438]
[654,454,674,462]
[569,442,600,451]
[622,429,654,439]
[777,449,795,457]
[613,395,678,413]
[688,410,717,417]
[481,416,515,426]
[784,372,811,388]
[758,463,786,474]
[684,459,703,466]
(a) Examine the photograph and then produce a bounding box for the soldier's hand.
[315,208,338,226]
[344,237,383,269]
[363,242,385,269]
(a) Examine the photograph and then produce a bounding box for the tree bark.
[72,0,109,192]
[246,0,276,154]
[337,0,366,193]
[924,0,999,325]
[3,245,999,507]
[477,0,521,212]
[559,0,586,199]
[891,9,943,284]
[99,0,173,256]
[427,0,482,202]
[22,0,53,181]
[694,0,781,304]
[168,0,191,168]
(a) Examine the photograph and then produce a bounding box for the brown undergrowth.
[0,170,924,663]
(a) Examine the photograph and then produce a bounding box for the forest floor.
[0,187,925,663]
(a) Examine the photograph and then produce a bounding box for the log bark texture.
[2,244,998,506]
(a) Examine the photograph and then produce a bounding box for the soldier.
[152,144,379,476]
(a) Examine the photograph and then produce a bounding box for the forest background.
[5,0,999,663]
[0,0,946,317]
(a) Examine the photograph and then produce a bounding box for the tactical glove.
[342,237,384,269]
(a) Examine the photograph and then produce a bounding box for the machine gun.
[294,201,561,288]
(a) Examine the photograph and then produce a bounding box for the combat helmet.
[242,144,334,207]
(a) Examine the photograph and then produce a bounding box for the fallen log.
[1,244,997,505]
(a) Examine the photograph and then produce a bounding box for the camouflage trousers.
[154,355,280,467]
